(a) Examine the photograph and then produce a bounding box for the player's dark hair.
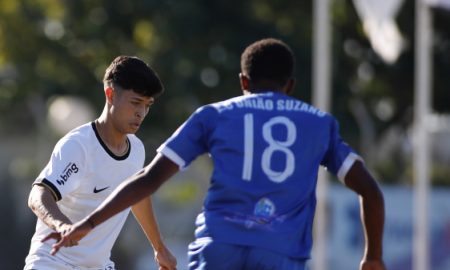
[240,38,295,87]
[103,56,164,97]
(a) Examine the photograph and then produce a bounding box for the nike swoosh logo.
[93,186,110,193]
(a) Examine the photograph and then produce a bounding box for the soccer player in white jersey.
[24,56,177,270]
[46,39,386,270]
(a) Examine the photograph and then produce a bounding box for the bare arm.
[46,154,179,254]
[88,154,179,227]
[28,184,72,230]
[344,161,386,270]
[131,196,177,269]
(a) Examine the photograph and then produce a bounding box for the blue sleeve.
[320,118,362,182]
[157,106,216,169]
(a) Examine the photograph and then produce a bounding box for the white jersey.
[25,122,145,269]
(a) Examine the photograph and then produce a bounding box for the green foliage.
[2,1,450,268]
[0,0,448,178]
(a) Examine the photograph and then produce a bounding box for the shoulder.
[186,104,221,123]
[54,123,93,151]
[196,96,244,116]
[195,103,220,114]
[322,113,340,129]
[287,97,335,122]
[128,134,145,153]
[63,122,94,139]
[126,134,146,166]
[128,134,144,149]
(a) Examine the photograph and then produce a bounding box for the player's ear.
[105,87,114,104]
[239,73,250,91]
[284,78,296,95]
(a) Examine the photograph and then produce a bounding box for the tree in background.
[0,0,449,268]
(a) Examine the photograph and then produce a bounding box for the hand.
[360,259,386,270]
[42,219,93,255]
[42,232,79,247]
[154,245,177,270]
[41,223,79,251]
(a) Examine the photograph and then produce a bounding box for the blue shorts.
[188,237,307,270]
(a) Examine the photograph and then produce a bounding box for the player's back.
[196,91,336,259]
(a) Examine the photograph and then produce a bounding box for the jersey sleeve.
[320,118,363,183]
[34,138,86,201]
[157,106,214,170]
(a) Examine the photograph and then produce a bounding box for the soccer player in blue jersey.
[46,38,386,270]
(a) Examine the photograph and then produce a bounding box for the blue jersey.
[158,91,361,259]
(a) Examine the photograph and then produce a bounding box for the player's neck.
[94,116,129,155]
[245,88,284,94]
[244,78,294,95]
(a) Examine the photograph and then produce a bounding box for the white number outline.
[242,113,296,183]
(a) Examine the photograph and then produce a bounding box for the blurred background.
[0,0,449,269]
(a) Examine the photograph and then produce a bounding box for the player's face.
[112,89,154,134]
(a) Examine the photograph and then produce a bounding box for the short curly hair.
[103,56,164,97]
[240,38,295,87]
